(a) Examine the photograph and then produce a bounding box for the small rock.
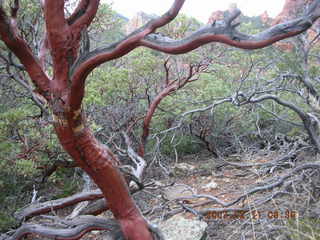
[157,215,207,240]
[153,180,165,187]
[173,163,196,176]
[163,185,195,201]
[202,181,218,190]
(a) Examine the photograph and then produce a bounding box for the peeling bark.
[53,110,152,239]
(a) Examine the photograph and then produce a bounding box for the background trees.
[1,0,320,239]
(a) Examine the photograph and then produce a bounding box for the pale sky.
[104,0,286,22]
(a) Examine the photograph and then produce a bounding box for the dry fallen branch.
[15,180,145,221]
[3,215,164,240]
[161,163,320,218]
[221,147,310,168]
[14,190,104,221]
[5,217,117,240]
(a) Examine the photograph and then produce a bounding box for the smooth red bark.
[40,0,152,236]
[52,105,153,239]
[1,0,320,239]
[139,62,205,157]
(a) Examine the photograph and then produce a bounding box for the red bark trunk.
[52,102,153,239]
[139,84,177,157]
[1,1,319,239]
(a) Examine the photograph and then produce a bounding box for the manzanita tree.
[1,0,320,239]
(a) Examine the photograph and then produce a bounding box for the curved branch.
[140,8,320,53]
[197,191,290,217]
[6,216,119,240]
[0,6,50,96]
[43,0,72,84]
[67,0,90,25]
[69,0,185,110]
[9,72,48,113]
[67,0,99,29]
[219,162,320,207]
[139,61,207,156]
[122,132,146,180]
[139,84,177,155]
[256,103,304,127]
[5,215,165,240]
[241,93,320,152]
[76,199,108,216]
[15,190,104,221]
[15,181,144,220]
[70,1,320,111]
[246,94,307,120]
[166,163,320,218]
[159,98,233,134]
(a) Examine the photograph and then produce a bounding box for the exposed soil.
[10,150,320,240]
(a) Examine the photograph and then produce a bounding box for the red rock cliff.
[273,0,313,24]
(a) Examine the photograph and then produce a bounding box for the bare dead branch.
[221,147,307,168]
[76,199,108,216]
[122,132,146,181]
[163,163,319,219]
[197,191,290,217]
[7,52,25,70]
[15,175,147,221]
[158,163,319,218]
[5,215,165,240]
[198,163,320,208]
[67,172,96,219]
[5,216,119,240]
[256,103,303,128]
[243,94,307,122]
[15,190,104,221]
[159,98,233,135]
[240,93,320,151]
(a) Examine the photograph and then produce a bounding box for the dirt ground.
[17,150,320,240]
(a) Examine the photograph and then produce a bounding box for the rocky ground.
[17,150,320,240]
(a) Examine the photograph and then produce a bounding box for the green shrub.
[286,218,320,240]
[0,213,18,232]
[160,135,202,156]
